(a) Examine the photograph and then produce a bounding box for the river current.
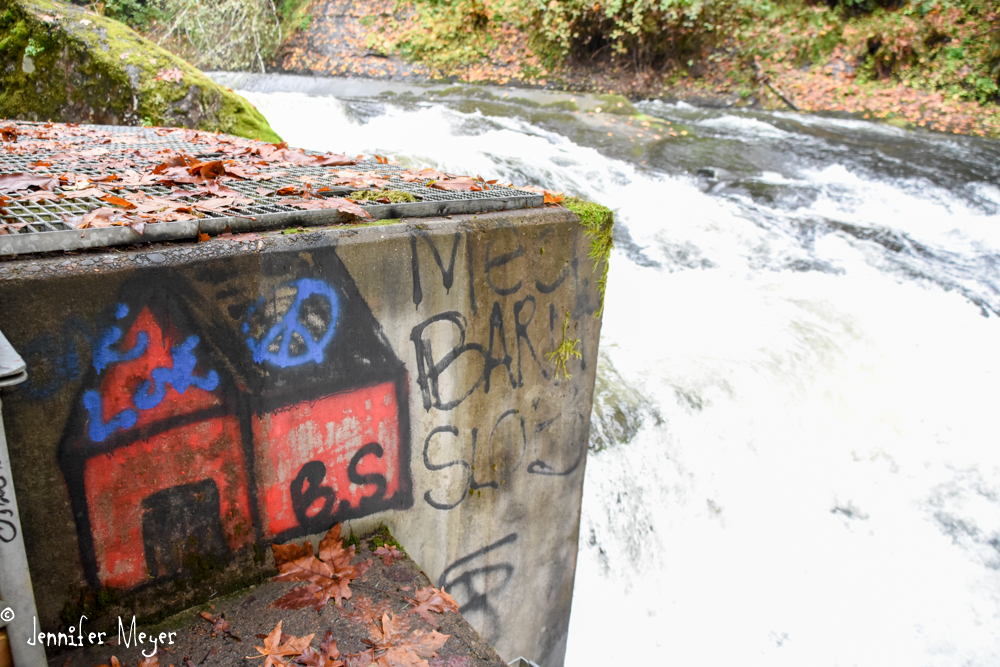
[214,72,1000,666]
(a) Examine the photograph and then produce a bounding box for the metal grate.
[0,123,543,256]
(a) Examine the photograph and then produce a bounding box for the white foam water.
[234,80,1000,666]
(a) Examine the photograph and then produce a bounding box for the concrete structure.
[0,207,602,667]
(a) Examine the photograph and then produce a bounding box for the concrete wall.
[0,207,602,667]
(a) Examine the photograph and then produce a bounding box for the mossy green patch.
[366,524,402,550]
[0,0,280,142]
[349,189,418,203]
[543,99,579,111]
[546,311,582,379]
[597,93,638,115]
[565,196,613,317]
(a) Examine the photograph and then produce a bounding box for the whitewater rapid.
[220,73,1000,666]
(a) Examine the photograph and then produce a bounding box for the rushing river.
[214,72,1000,666]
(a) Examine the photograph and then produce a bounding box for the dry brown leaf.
[407,587,459,629]
[101,194,136,208]
[277,197,372,219]
[271,523,372,610]
[343,596,393,627]
[0,173,59,193]
[248,621,315,667]
[155,68,184,83]
[296,630,343,667]
[428,178,483,192]
[374,546,403,567]
[344,613,448,667]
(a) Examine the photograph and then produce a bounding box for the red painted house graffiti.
[254,381,403,538]
[58,254,413,591]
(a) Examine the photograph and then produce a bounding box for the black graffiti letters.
[411,232,462,307]
[484,302,516,393]
[484,228,525,297]
[345,442,388,507]
[410,312,485,411]
[291,461,337,531]
[439,533,518,641]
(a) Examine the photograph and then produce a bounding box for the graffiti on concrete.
[244,278,340,368]
[439,533,518,641]
[410,224,594,511]
[52,248,412,590]
[0,461,16,543]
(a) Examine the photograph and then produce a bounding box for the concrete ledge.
[0,207,602,667]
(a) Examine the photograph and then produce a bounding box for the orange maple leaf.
[271,523,372,610]
[247,621,314,667]
[406,587,459,629]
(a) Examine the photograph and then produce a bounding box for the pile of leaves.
[261,524,460,667]
[0,121,548,237]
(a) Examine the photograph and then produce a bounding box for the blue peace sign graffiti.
[244,278,340,368]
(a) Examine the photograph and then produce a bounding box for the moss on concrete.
[0,0,280,141]
[545,310,582,379]
[349,189,418,203]
[565,196,613,317]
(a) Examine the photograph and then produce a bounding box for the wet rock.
[0,0,280,141]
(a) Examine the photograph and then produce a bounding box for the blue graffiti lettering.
[245,278,339,368]
[133,336,220,410]
[93,304,148,374]
[83,390,137,443]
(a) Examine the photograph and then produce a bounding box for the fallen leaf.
[0,173,59,193]
[374,545,403,567]
[248,622,315,667]
[155,68,184,83]
[343,597,392,627]
[344,613,448,667]
[277,197,372,220]
[296,631,343,667]
[407,587,459,629]
[271,523,372,610]
[197,232,210,243]
[100,194,136,208]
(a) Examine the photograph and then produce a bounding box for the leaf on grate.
[271,523,372,610]
[66,207,128,229]
[277,197,372,220]
[60,188,105,199]
[0,173,59,193]
[16,191,60,202]
[100,194,136,209]
[311,153,358,167]
[407,587,459,629]
[428,177,483,192]
[247,621,314,667]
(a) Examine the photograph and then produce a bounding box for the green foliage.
[367,525,402,550]
[104,0,163,30]
[153,0,282,72]
[276,0,312,34]
[565,196,613,317]
[349,189,418,202]
[546,311,582,379]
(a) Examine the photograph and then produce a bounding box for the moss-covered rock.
[597,93,637,116]
[0,0,280,141]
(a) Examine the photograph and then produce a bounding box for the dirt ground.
[49,536,505,667]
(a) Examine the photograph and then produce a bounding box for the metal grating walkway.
[0,123,543,256]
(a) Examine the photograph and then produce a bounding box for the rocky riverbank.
[270,0,1000,138]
